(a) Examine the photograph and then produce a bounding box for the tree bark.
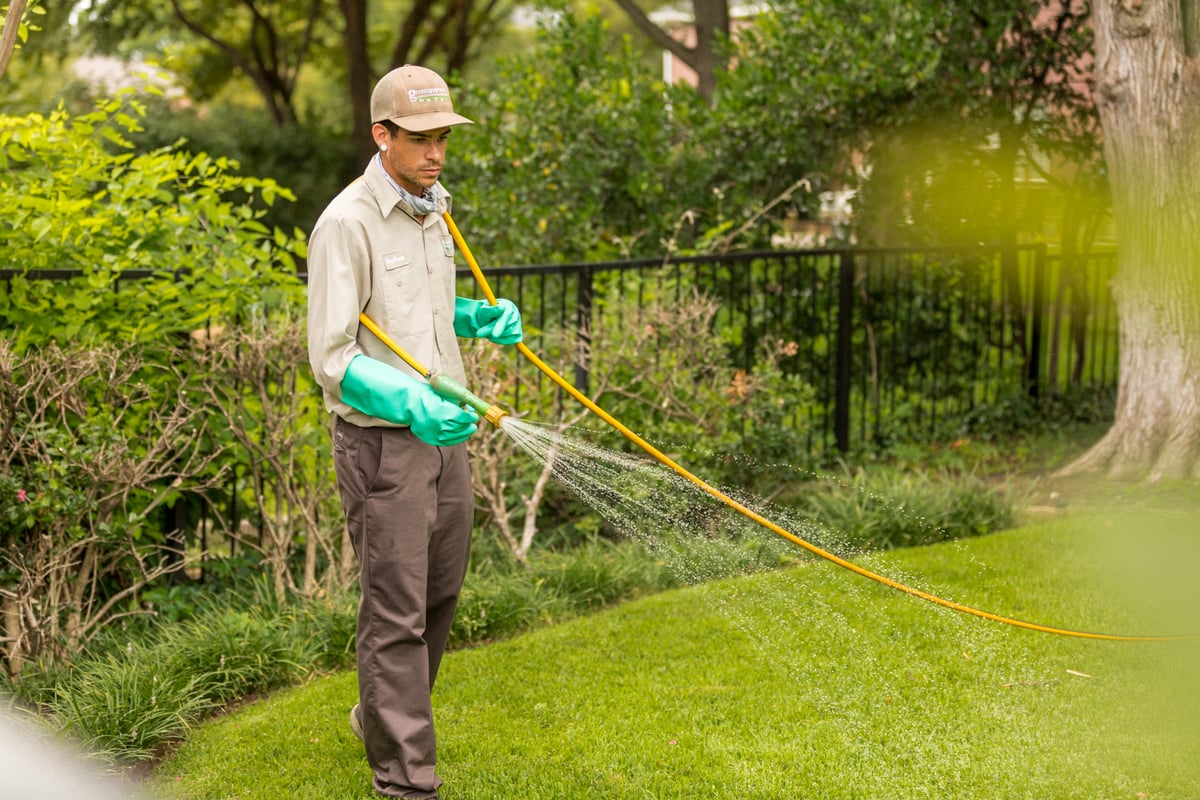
[167,0,318,127]
[0,0,28,82]
[609,0,729,101]
[1,593,22,680]
[1058,0,1200,480]
[340,0,375,172]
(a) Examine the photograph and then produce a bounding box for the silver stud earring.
[380,144,388,152]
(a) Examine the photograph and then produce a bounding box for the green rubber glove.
[453,297,524,344]
[340,355,478,446]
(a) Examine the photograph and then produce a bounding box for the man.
[306,65,523,799]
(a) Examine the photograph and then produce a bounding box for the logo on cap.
[409,88,450,104]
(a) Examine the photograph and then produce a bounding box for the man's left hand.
[454,297,524,344]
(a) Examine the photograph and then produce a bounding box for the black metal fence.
[0,244,1118,594]
[460,244,1118,454]
[3,244,1119,569]
[3,243,1118,456]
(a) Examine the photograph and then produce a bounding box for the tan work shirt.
[307,157,466,427]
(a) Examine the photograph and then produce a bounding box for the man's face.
[375,125,452,197]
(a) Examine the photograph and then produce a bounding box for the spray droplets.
[499,416,689,536]
[498,416,804,584]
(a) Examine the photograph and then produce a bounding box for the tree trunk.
[1058,0,1200,480]
[609,0,729,102]
[2,593,21,679]
[340,0,375,171]
[690,0,730,101]
[0,0,28,82]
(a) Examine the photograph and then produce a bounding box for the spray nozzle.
[429,373,508,427]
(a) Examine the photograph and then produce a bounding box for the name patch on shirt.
[383,252,411,270]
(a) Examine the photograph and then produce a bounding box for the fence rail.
[3,243,1117,456]
[450,243,1117,454]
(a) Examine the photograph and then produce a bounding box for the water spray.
[370,213,1192,643]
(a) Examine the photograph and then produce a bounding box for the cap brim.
[391,111,475,131]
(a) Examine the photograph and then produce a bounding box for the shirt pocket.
[379,250,430,336]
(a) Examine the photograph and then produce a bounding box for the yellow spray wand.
[440,211,1193,643]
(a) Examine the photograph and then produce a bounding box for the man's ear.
[371,123,391,151]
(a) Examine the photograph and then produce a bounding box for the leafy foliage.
[122,96,356,237]
[19,576,356,763]
[453,10,712,265]
[444,0,1102,264]
[586,285,817,488]
[76,0,324,126]
[0,95,313,677]
[797,466,1017,552]
[7,0,1108,264]
[847,0,1103,245]
[0,91,306,350]
[705,0,941,226]
[0,342,226,676]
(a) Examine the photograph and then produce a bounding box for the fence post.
[575,265,593,395]
[834,251,854,453]
[1026,244,1047,400]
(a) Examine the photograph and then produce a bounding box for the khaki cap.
[370,65,474,131]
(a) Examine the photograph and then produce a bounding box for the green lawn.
[151,511,1200,800]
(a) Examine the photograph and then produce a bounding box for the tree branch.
[609,0,695,63]
[0,0,28,82]
[391,0,439,67]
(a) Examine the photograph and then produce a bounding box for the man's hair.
[376,119,401,136]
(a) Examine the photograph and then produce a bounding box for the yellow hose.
[358,313,430,377]
[444,212,1194,643]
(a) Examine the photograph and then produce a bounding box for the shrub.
[450,539,674,646]
[1,315,351,679]
[797,467,1016,552]
[0,93,305,351]
[27,578,356,763]
[0,92,313,677]
[48,650,215,762]
[466,287,820,564]
[0,342,225,677]
[454,10,713,264]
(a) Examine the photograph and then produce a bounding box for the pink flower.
[16,489,26,502]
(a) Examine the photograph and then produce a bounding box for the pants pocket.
[334,418,384,496]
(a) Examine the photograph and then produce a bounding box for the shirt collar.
[371,153,439,214]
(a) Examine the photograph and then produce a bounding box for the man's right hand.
[406,383,479,446]
[340,355,478,446]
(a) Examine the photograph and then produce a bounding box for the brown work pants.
[334,418,473,799]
